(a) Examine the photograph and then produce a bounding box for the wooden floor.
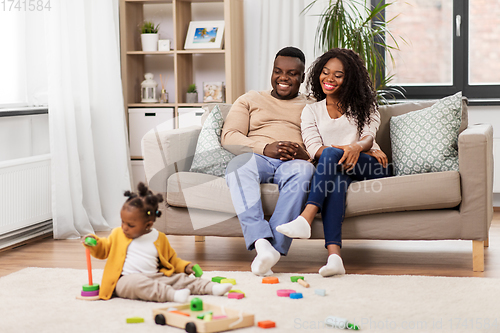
[1,212,499,278]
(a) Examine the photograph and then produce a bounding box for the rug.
[1,267,500,333]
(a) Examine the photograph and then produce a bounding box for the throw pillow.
[189,105,235,177]
[390,91,462,176]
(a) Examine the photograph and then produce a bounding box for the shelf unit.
[119,0,245,120]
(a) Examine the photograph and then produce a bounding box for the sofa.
[142,98,493,272]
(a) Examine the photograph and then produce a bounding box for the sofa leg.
[195,236,206,242]
[484,237,489,248]
[472,240,485,272]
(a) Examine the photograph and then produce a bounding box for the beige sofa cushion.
[167,171,461,217]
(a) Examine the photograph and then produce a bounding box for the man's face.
[270,56,305,100]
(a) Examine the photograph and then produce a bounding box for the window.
[380,0,500,101]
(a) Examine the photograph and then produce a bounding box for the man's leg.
[268,159,315,254]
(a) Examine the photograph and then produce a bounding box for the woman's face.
[319,57,344,97]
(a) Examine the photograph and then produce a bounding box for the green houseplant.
[304,0,405,102]
[186,84,198,103]
[140,21,160,52]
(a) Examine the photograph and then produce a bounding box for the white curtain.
[45,0,131,239]
[243,0,323,92]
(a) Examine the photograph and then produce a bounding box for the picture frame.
[184,21,225,50]
[203,82,225,103]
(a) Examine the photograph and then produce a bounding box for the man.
[222,47,315,276]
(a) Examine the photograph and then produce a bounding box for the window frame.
[374,0,500,102]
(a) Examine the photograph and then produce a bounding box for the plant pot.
[186,92,198,103]
[141,34,159,52]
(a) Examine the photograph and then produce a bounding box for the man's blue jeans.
[307,147,392,248]
[225,153,315,255]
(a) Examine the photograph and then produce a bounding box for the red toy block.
[228,292,244,299]
[169,310,190,317]
[276,289,296,297]
[258,320,276,328]
[262,277,279,284]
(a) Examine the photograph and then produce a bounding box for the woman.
[276,48,391,277]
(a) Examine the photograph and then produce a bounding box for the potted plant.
[304,0,405,103]
[140,21,160,52]
[186,84,198,103]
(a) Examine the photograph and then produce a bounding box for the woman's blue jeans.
[307,147,392,248]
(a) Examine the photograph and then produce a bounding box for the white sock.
[319,254,346,277]
[251,239,281,276]
[173,288,190,303]
[276,216,311,239]
[212,283,233,296]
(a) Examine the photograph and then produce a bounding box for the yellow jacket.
[87,227,190,300]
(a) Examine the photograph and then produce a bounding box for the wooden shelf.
[128,103,176,108]
[126,51,174,55]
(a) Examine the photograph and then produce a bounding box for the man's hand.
[263,141,310,161]
[365,149,388,168]
[331,143,363,171]
[185,263,195,275]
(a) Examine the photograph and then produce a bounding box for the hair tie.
[155,210,160,217]
[147,210,151,216]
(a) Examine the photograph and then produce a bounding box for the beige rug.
[1,267,500,332]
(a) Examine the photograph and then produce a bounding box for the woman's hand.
[185,263,195,275]
[331,143,363,171]
[365,149,388,168]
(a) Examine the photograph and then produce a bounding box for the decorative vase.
[141,33,159,52]
[186,92,198,103]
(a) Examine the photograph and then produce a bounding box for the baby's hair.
[123,182,164,222]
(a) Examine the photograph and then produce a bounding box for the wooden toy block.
[211,276,226,283]
[262,277,279,284]
[228,292,244,299]
[82,283,100,292]
[289,292,303,299]
[169,310,190,317]
[190,297,204,311]
[297,278,310,288]
[258,320,276,328]
[196,311,213,320]
[126,317,144,323]
[192,264,203,277]
[153,302,254,332]
[220,278,236,285]
[290,276,304,282]
[75,295,100,301]
[277,289,296,297]
[315,289,326,296]
[204,313,213,322]
[229,289,245,296]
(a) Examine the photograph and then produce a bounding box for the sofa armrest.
[458,123,494,239]
[142,124,202,193]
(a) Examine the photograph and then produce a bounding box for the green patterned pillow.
[189,105,235,177]
[390,92,462,176]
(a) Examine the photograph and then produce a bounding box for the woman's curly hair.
[306,48,377,136]
[123,182,164,221]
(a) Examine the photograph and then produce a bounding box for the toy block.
[289,292,303,299]
[211,276,226,283]
[290,276,304,282]
[126,317,144,324]
[169,310,190,317]
[192,264,203,277]
[277,289,296,297]
[75,295,100,301]
[229,289,245,296]
[196,311,213,320]
[81,290,100,297]
[203,313,212,322]
[297,278,310,288]
[190,297,203,311]
[212,315,228,320]
[84,237,97,247]
[228,292,244,299]
[220,278,236,285]
[258,320,276,328]
[82,283,100,292]
[315,289,326,296]
[262,277,279,284]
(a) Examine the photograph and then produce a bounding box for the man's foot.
[276,216,311,239]
[173,288,191,303]
[319,254,346,277]
[251,239,280,276]
[212,283,233,296]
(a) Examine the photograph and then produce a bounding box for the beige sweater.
[221,90,312,155]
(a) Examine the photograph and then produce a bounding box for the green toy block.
[190,297,203,311]
[82,283,100,291]
[196,311,213,320]
[192,264,203,277]
[211,276,226,283]
[84,237,97,247]
[126,317,144,323]
[290,276,305,283]
[229,289,245,296]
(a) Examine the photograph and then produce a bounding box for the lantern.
[141,73,158,103]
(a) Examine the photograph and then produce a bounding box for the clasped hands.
[331,144,388,171]
[264,141,310,161]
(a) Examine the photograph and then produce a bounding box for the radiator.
[0,154,52,237]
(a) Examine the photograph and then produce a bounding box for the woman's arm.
[331,135,374,171]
